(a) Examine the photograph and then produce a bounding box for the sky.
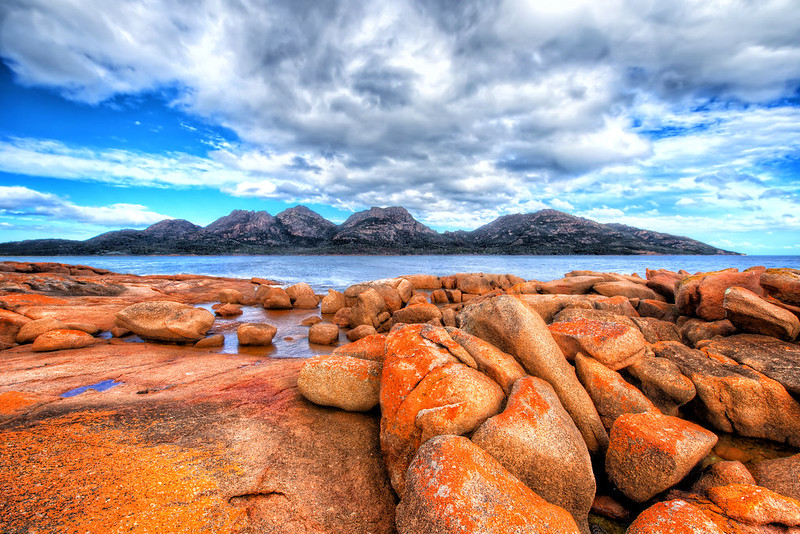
[0,0,799,255]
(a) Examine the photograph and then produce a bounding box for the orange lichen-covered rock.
[723,286,800,341]
[396,435,581,534]
[548,315,647,370]
[472,376,595,534]
[676,269,763,320]
[0,292,69,310]
[459,295,608,454]
[627,499,724,534]
[690,460,756,497]
[575,353,659,430]
[333,334,386,361]
[446,327,526,394]
[707,484,800,526]
[654,340,800,447]
[298,354,381,412]
[760,268,800,306]
[31,329,97,352]
[605,412,718,502]
[380,324,504,495]
[115,301,214,343]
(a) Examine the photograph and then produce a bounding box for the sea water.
[2,254,798,291]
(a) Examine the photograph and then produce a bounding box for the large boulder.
[15,317,67,344]
[676,269,763,320]
[697,334,800,395]
[627,500,724,534]
[707,484,800,526]
[472,376,595,533]
[380,324,505,496]
[399,274,441,290]
[298,355,381,412]
[645,268,685,302]
[349,288,386,328]
[548,311,647,370]
[625,354,696,416]
[396,435,581,534]
[654,340,800,447]
[445,327,526,394]
[391,303,442,325]
[539,275,603,295]
[593,281,663,302]
[458,295,608,454]
[575,354,659,430]
[115,301,214,343]
[308,322,340,345]
[31,329,97,352]
[286,282,318,309]
[320,289,346,314]
[605,412,718,502]
[760,268,800,306]
[753,453,800,501]
[237,323,277,346]
[260,287,293,309]
[333,334,386,361]
[723,286,799,341]
[631,316,682,343]
[680,318,737,347]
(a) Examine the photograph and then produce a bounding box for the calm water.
[2,254,798,291]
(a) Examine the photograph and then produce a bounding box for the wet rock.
[458,295,608,454]
[115,302,214,343]
[299,315,322,326]
[723,286,800,341]
[707,483,800,526]
[217,288,244,304]
[593,281,663,302]
[627,499,724,534]
[626,354,696,416]
[548,313,646,370]
[697,334,800,396]
[298,355,381,412]
[396,435,580,534]
[260,287,293,309]
[472,376,595,533]
[753,454,800,501]
[213,303,242,316]
[606,412,718,502]
[346,324,378,341]
[320,289,346,314]
[576,354,659,430]
[308,323,339,345]
[392,302,442,325]
[286,282,318,309]
[15,317,67,344]
[676,269,763,321]
[31,329,97,352]
[691,460,756,497]
[380,324,504,495]
[681,317,737,347]
[333,334,386,361]
[445,327,526,394]
[760,268,800,306]
[654,340,800,447]
[631,316,682,343]
[194,334,224,348]
[237,323,277,346]
[349,288,386,328]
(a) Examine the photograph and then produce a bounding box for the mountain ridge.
[0,205,739,256]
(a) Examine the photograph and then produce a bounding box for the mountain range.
[0,206,737,255]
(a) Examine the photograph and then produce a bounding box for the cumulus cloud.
[1,0,799,242]
[0,185,171,227]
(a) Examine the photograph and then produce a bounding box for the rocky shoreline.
[1,261,799,532]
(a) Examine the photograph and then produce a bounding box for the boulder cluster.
[298,267,800,533]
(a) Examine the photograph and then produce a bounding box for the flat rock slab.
[0,343,395,533]
[698,334,800,395]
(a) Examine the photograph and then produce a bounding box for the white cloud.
[0,185,170,227]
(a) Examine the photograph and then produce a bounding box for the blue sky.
[1,0,799,254]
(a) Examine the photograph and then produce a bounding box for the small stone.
[195,334,225,348]
[308,322,339,345]
[214,303,242,316]
[237,323,277,346]
[300,315,323,326]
